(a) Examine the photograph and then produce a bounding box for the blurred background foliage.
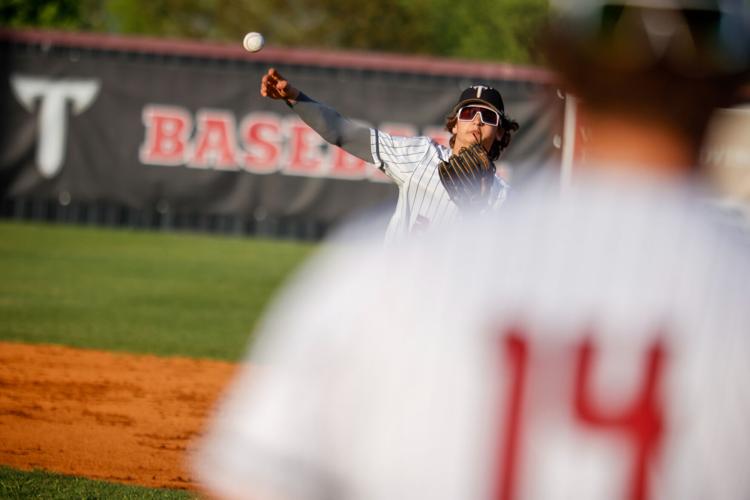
[0,0,549,64]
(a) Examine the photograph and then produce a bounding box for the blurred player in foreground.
[195,1,750,499]
[258,69,518,242]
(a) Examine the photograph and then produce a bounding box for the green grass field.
[0,221,317,497]
[0,466,195,499]
[0,221,315,360]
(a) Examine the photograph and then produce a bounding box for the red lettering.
[139,106,191,166]
[240,113,282,174]
[574,338,666,500]
[494,327,667,500]
[496,329,530,500]
[191,110,238,170]
[285,119,324,176]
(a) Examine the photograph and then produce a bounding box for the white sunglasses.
[457,105,500,127]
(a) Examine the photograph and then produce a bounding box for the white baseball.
[243,32,264,53]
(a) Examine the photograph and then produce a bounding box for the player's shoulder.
[375,129,432,147]
[416,134,451,160]
[376,131,447,157]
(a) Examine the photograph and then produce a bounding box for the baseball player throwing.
[195,1,750,499]
[260,69,518,242]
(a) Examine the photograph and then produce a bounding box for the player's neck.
[579,113,698,180]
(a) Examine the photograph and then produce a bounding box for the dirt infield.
[0,342,239,490]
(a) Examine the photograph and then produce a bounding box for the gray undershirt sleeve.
[288,93,375,163]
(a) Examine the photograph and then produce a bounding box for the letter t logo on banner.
[11,75,100,178]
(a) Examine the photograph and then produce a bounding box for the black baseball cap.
[451,85,506,118]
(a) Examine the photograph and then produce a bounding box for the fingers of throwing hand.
[261,68,289,99]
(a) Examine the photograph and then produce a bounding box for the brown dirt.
[0,341,239,490]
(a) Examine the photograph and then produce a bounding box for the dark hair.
[444,114,520,161]
[541,4,749,146]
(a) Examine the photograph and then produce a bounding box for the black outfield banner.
[0,29,562,231]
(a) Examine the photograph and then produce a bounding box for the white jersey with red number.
[194,169,750,500]
[370,131,509,243]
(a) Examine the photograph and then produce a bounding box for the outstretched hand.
[260,68,300,102]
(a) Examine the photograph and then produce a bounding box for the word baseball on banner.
[140,105,451,182]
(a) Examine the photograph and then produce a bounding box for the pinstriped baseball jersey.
[194,169,750,500]
[370,130,509,243]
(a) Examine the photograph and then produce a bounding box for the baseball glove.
[438,143,497,212]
